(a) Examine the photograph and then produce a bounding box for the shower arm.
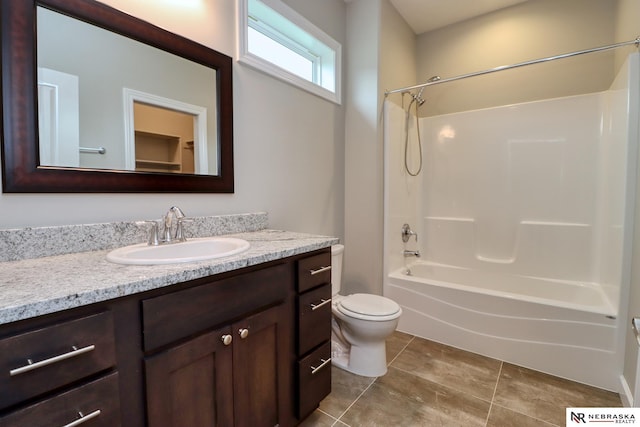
[385,36,640,97]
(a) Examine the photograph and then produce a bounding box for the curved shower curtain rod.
[385,36,640,96]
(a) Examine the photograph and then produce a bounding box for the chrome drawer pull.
[310,298,332,311]
[9,344,96,376]
[310,358,331,375]
[62,410,101,427]
[309,265,331,276]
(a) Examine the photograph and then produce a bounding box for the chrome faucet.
[403,250,420,258]
[162,206,187,244]
[401,223,418,243]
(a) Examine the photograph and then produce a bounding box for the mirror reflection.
[134,103,201,174]
[36,6,219,175]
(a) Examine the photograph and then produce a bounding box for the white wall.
[0,0,345,242]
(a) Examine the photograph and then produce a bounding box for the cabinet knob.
[221,334,233,346]
[238,328,249,339]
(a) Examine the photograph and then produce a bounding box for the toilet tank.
[331,244,344,295]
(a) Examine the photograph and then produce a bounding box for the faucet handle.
[140,220,160,246]
[401,223,418,243]
[174,218,193,242]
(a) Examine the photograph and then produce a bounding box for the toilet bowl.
[330,245,402,377]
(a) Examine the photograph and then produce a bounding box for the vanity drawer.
[297,340,331,418]
[142,263,291,352]
[298,283,332,355]
[0,372,121,427]
[297,251,331,293]
[0,311,116,410]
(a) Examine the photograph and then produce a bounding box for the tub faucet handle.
[401,223,418,243]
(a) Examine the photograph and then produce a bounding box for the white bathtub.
[385,261,619,390]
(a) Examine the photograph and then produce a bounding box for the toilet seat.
[337,293,401,321]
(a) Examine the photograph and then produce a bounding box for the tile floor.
[300,332,622,427]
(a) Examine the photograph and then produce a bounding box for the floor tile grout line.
[484,361,504,426]
[313,408,349,427]
[332,335,414,425]
[389,363,495,405]
[331,418,350,427]
[334,376,378,424]
[387,335,415,366]
[488,402,561,427]
[315,332,618,426]
[315,408,338,422]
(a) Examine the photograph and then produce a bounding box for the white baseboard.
[620,374,634,407]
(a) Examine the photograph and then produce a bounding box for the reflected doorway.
[123,88,209,174]
[134,103,195,173]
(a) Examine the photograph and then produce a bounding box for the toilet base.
[330,339,388,378]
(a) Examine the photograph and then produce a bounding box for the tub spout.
[403,250,420,258]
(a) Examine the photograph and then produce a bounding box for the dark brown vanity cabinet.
[295,252,333,418]
[0,248,333,426]
[143,263,293,427]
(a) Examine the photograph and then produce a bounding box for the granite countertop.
[0,229,338,326]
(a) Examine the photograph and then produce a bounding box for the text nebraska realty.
[572,412,636,423]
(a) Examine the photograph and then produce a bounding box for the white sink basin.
[106,237,250,265]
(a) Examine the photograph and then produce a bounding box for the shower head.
[414,75,440,106]
[414,94,426,106]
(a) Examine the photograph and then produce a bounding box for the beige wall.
[343,0,416,296]
[344,0,382,294]
[380,0,417,109]
[0,0,345,243]
[615,0,640,71]
[414,0,618,116]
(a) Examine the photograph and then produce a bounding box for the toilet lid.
[338,293,400,317]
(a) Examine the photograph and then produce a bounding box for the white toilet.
[330,244,402,377]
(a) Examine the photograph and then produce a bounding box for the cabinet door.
[233,304,291,427]
[145,326,234,427]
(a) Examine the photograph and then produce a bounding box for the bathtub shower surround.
[383,53,639,391]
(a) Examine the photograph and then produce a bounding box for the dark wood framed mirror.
[1,0,234,192]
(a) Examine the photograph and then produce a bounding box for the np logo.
[571,412,586,423]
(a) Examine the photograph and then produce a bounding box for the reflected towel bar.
[79,146,106,154]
